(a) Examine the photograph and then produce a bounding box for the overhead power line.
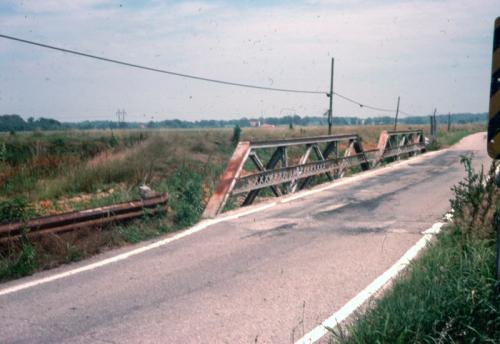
[332,92,418,116]
[0,33,325,95]
[331,92,395,113]
[0,33,416,116]
[399,110,417,117]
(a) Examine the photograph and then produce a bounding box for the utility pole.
[328,58,334,135]
[433,108,437,137]
[393,96,400,131]
[430,108,437,139]
[447,112,451,132]
[429,115,434,138]
[116,109,121,126]
[116,109,127,128]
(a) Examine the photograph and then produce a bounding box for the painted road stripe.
[294,222,444,344]
[0,147,447,297]
[0,202,277,297]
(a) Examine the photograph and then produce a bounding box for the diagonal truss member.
[202,130,425,218]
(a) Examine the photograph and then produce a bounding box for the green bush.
[167,167,203,228]
[426,138,441,151]
[0,142,6,163]
[109,133,119,148]
[0,197,33,223]
[451,155,485,220]
[450,156,497,239]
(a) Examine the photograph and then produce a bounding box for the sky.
[0,0,497,122]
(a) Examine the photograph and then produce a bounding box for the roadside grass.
[330,156,500,343]
[0,124,485,282]
[438,128,484,147]
[332,228,499,343]
[0,161,204,281]
[426,124,485,151]
[115,215,172,244]
[0,213,172,282]
[0,130,147,199]
[0,241,38,280]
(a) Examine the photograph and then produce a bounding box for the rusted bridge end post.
[350,137,370,171]
[373,130,389,166]
[201,141,251,219]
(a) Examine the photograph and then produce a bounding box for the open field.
[0,124,484,213]
[0,123,485,280]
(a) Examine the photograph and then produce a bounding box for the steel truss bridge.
[202,130,425,218]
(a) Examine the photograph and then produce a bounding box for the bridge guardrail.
[202,129,425,218]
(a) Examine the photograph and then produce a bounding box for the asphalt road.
[0,133,490,344]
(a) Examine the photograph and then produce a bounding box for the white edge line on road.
[0,202,277,297]
[294,222,445,344]
[0,148,447,297]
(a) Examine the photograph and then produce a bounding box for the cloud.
[172,1,221,16]
[5,0,116,13]
[0,0,497,121]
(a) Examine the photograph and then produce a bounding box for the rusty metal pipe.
[0,208,166,242]
[0,194,167,238]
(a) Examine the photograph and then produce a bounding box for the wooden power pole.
[328,58,334,135]
[393,96,400,131]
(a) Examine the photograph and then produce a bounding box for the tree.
[231,125,241,146]
[0,114,26,132]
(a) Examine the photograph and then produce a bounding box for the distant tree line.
[0,115,63,132]
[0,113,487,132]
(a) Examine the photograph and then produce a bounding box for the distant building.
[249,120,260,127]
[260,123,275,128]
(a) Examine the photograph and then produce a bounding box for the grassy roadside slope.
[433,124,486,148]
[331,156,500,343]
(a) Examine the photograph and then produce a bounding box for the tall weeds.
[451,155,498,239]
